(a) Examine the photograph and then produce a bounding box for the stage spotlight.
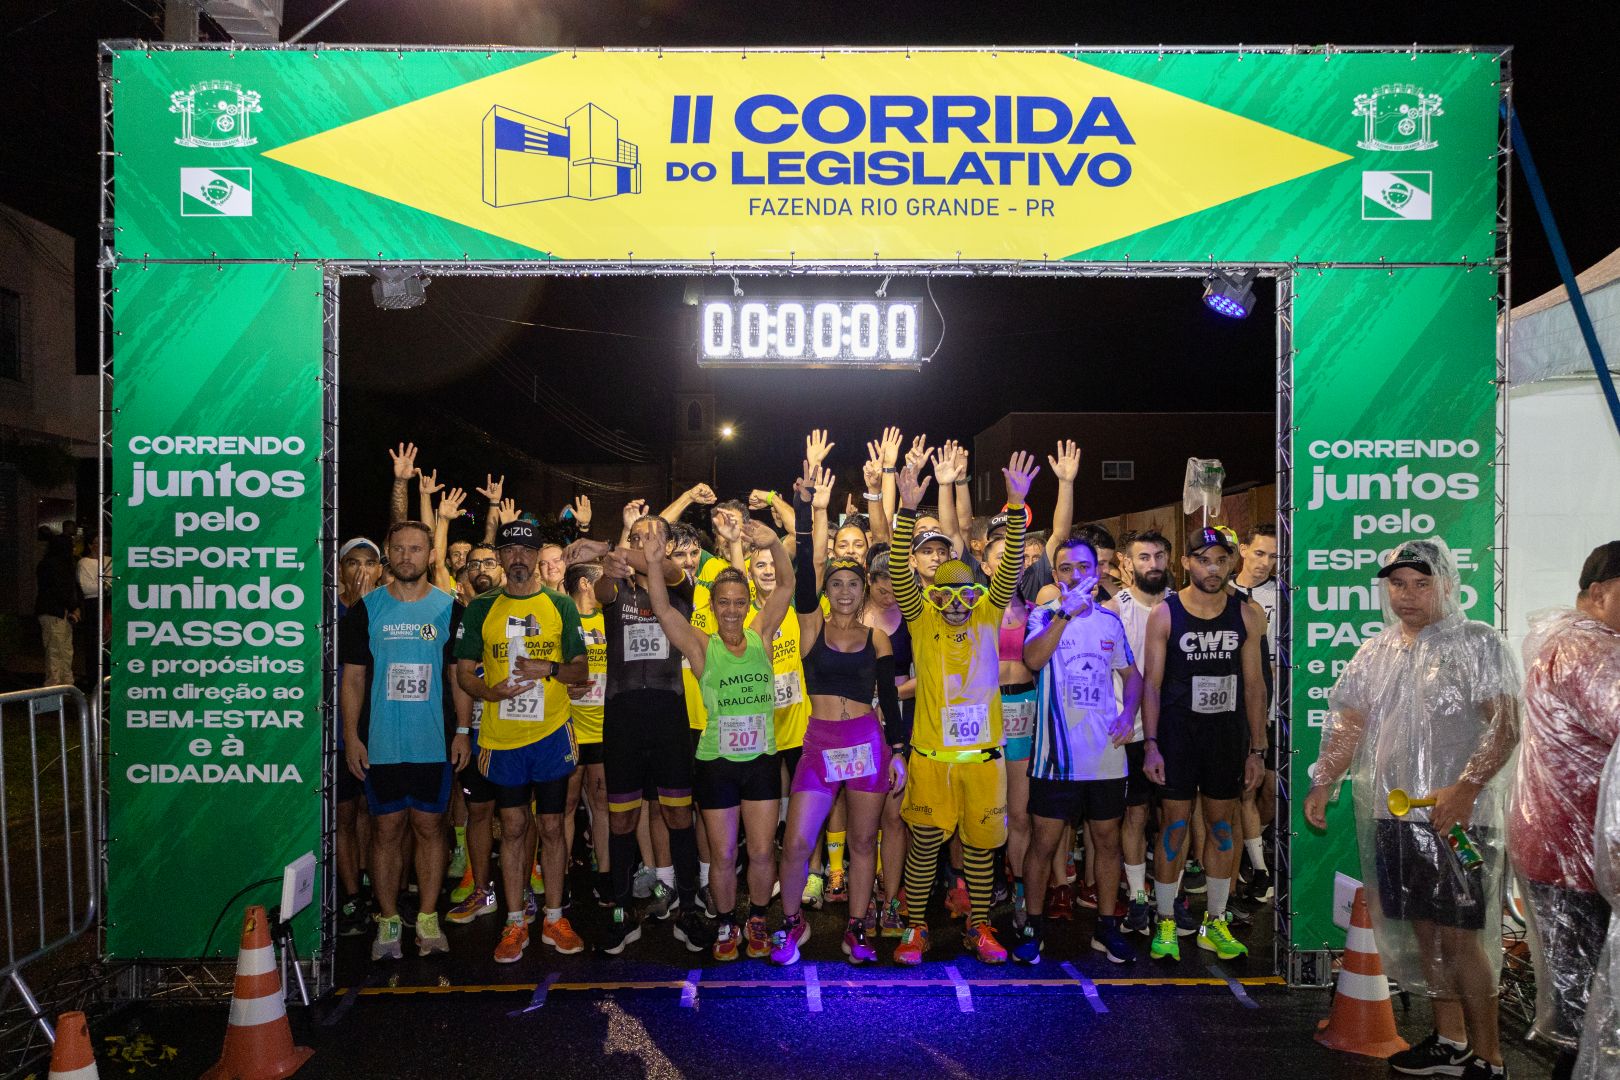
[370,267,431,310]
[1202,270,1257,319]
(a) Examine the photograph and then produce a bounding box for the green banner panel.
[1289,266,1499,950]
[108,262,325,958]
[107,47,1499,263]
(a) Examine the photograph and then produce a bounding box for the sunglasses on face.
[924,583,987,610]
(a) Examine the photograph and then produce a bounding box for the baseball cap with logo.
[496,521,543,550]
[1579,540,1620,590]
[987,503,1033,538]
[912,528,952,553]
[1376,539,1441,579]
[1186,526,1234,556]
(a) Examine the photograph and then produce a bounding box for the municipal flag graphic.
[1361,170,1432,220]
[180,167,253,217]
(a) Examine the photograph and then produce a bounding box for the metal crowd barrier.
[0,685,99,1047]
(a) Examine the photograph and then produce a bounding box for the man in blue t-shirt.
[340,520,470,962]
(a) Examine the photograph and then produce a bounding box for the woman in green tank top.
[646,518,794,960]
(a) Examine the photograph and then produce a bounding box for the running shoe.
[1457,1058,1507,1080]
[944,876,970,919]
[1046,883,1074,922]
[1196,911,1248,960]
[1012,890,1028,932]
[446,844,468,881]
[1075,881,1099,910]
[371,914,403,961]
[494,920,528,964]
[1246,869,1274,904]
[964,924,1007,964]
[893,925,931,966]
[1183,861,1207,894]
[863,900,878,938]
[647,881,679,922]
[712,921,741,962]
[449,865,477,905]
[1228,905,1254,928]
[1387,1032,1471,1077]
[1064,855,1077,884]
[1150,918,1180,961]
[842,921,878,965]
[802,872,826,910]
[826,870,849,904]
[541,915,584,955]
[632,865,656,900]
[1010,925,1042,965]
[597,907,642,955]
[1123,892,1153,936]
[1090,916,1135,965]
[523,890,537,926]
[339,894,371,937]
[990,878,1012,913]
[529,860,544,896]
[592,877,616,908]
[447,887,496,925]
[1173,895,1199,937]
[697,885,718,920]
[769,914,810,966]
[673,909,716,953]
[416,912,449,956]
[879,897,906,939]
[745,915,772,958]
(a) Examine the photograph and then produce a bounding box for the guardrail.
[0,685,98,1046]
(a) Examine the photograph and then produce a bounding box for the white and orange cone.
[1315,886,1410,1058]
[47,1010,98,1080]
[201,905,313,1080]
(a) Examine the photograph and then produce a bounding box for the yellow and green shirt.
[455,586,584,750]
[683,551,729,731]
[570,610,607,744]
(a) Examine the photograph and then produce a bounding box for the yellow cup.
[1386,788,1436,817]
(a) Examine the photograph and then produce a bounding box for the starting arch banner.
[103,45,1505,963]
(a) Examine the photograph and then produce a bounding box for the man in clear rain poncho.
[1574,737,1620,1080]
[1305,538,1520,1080]
[1511,541,1620,1080]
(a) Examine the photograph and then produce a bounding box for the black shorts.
[604,689,694,812]
[1157,710,1247,802]
[364,761,452,816]
[489,775,569,815]
[577,741,604,767]
[1123,740,1153,808]
[1374,819,1498,931]
[780,746,803,787]
[1026,776,1127,824]
[1525,881,1611,1047]
[458,758,498,804]
[694,754,782,810]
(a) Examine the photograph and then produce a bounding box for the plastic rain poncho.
[1311,538,1521,996]
[1182,458,1225,518]
[1574,739,1620,1080]
[1512,607,1620,1054]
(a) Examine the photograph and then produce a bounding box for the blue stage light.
[1202,270,1257,320]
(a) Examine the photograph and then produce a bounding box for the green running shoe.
[529,860,544,896]
[1197,911,1248,960]
[449,864,477,904]
[371,913,403,961]
[1150,917,1180,962]
[447,844,468,881]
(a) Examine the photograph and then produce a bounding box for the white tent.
[1503,249,1620,655]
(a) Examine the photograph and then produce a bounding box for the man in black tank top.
[1140,527,1269,963]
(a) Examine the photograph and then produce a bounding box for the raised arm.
[643,538,711,674]
[889,462,931,623]
[953,444,973,542]
[878,426,903,527]
[794,467,826,617]
[861,451,892,547]
[388,442,417,526]
[660,482,716,524]
[416,466,442,528]
[989,451,1037,610]
[431,487,465,593]
[1047,440,1080,563]
[745,520,795,645]
[476,474,504,546]
[711,505,747,571]
[934,440,964,556]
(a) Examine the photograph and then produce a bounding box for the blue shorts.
[478,724,577,810]
[365,761,453,816]
[1001,683,1037,762]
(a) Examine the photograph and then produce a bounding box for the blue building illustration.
[482,103,641,206]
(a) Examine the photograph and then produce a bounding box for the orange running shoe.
[894,925,932,966]
[944,876,970,919]
[713,921,741,962]
[494,920,528,964]
[541,916,583,955]
[745,915,772,958]
[965,923,1007,964]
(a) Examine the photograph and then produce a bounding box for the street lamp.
[713,423,736,487]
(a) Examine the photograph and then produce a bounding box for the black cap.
[496,521,543,550]
[987,504,1032,538]
[1186,526,1234,556]
[912,529,952,552]
[1376,539,1440,579]
[1579,541,1620,590]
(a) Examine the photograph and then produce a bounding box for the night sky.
[5,2,1617,530]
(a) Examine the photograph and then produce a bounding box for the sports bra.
[803,624,878,703]
[998,617,1026,663]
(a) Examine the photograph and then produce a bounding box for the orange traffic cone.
[1315,886,1410,1058]
[47,1010,98,1080]
[201,905,313,1080]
